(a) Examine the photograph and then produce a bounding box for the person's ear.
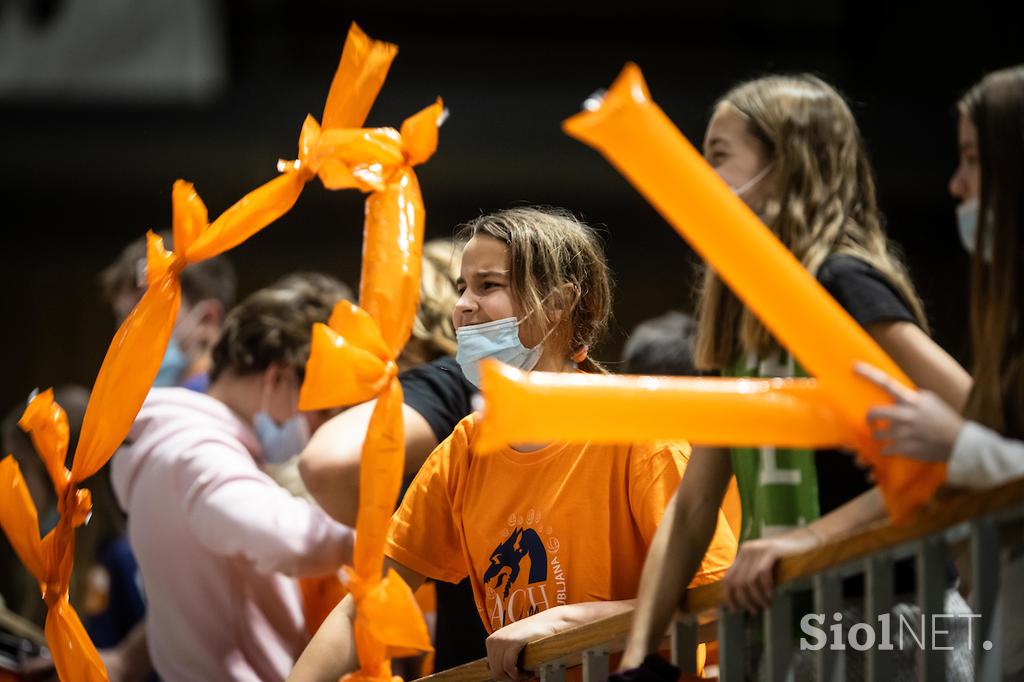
[268,362,293,389]
[548,283,580,324]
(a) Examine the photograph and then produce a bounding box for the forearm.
[621,488,720,668]
[547,600,635,631]
[288,594,359,682]
[806,487,887,542]
[100,621,152,682]
[868,321,972,411]
[289,559,426,681]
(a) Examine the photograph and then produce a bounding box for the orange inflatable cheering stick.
[298,29,442,682]
[476,363,860,452]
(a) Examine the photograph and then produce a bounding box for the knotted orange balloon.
[554,63,943,523]
[181,22,399,263]
[0,23,406,678]
[297,34,442,681]
[0,391,104,681]
[0,175,296,680]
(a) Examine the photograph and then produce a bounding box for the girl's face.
[455,235,542,347]
[703,103,773,212]
[949,114,980,203]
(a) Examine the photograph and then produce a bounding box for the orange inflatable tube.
[476,362,860,452]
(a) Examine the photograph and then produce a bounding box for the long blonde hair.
[694,74,927,369]
[959,66,1024,438]
[457,207,613,373]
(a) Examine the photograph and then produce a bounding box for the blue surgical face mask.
[456,317,542,389]
[253,412,310,464]
[153,338,189,388]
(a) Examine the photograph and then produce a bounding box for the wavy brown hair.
[959,65,1024,438]
[457,207,613,373]
[695,74,927,369]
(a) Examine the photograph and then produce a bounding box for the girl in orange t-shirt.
[290,207,737,682]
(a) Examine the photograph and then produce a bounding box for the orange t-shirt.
[386,414,737,633]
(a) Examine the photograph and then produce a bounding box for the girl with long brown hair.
[857,64,1024,677]
[620,74,974,678]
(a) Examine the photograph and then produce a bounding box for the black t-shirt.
[399,356,477,442]
[815,255,917,516]
[397,356,488,670]
[816,255,955,594]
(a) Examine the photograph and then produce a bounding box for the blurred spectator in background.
[101,230,236,392]
[621,310,700,376]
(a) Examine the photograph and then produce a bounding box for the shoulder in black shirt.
[816,254,916,329]
[398,356,477,442]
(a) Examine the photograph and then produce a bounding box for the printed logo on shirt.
[483,509,566,630]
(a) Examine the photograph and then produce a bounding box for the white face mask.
[455,317,542,388]
[956,198,993,261]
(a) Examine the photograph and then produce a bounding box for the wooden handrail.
[418,476,1024,681]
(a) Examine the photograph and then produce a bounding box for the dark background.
[1,0,1021,413]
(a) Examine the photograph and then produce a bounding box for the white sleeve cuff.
[948,421,1024,488]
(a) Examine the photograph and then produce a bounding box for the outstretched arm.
[620,447,733,669]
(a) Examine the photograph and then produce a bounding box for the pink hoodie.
[112,388,354,682]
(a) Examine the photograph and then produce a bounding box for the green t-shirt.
[727,352,821,543]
